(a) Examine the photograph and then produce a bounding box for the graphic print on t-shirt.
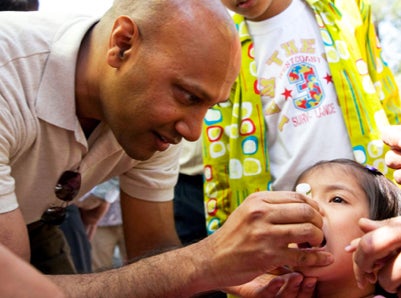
[258,38,340,133]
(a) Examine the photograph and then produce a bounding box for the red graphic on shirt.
[281,88,292,100]
[324,73,333,84]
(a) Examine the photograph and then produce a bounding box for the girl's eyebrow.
[322,183,359,197]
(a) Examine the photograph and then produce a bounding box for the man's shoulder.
[0,12,94,64]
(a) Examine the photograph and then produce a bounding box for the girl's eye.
[330,196,345,204]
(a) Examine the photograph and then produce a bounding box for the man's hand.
[225,272,316,298]
[193,191,334,292]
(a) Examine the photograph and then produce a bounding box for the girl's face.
[294,164,371,287]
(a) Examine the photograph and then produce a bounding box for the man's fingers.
[266,202,323,228]
[287,248,334,268]
[289,276,317,298]
[270,223,324,249]
[253,274,288,298]
[251,273,316,298]
[251,191,320,213]
[275,273,304,297]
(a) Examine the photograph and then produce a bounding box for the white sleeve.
[119,143,181,202]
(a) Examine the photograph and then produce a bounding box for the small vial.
[296,183,312,197]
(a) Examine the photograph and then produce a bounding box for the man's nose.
[177,110,206,142]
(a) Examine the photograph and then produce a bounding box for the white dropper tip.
[296,183,312,197]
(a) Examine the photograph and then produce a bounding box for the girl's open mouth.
[298,237,327,249]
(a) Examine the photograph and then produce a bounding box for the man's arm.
[49,191,334,298]
[0,243,65,298]
[0,208,30,261]
[120,190,181,259]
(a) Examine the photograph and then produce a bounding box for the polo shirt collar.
[36,15,98,145]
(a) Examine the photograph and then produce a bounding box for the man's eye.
[187,94,201,104]
[330,196,345,204]
[174,86,202,105]
[180,91,202,106]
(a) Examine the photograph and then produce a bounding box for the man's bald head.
[76,0,241,159]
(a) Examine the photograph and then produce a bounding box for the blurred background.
[36,0,401,90]
[39,0,112,16]
[371,0,401,88]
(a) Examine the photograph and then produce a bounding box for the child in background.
[79,177,127,271]
[293,159,400,298]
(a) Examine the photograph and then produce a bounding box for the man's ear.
[107,16,138,68]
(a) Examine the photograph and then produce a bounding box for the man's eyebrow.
[178,78,214,103]
[191,85,231,106]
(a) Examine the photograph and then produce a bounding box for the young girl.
[293,159,400,298]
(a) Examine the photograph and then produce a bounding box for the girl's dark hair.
[296,158,401,220]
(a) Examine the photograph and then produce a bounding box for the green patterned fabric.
[202,0,401,234]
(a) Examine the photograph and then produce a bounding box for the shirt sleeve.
[0,109,23,214]
[119,143,181,202]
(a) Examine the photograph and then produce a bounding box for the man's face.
[100,16,240,160]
